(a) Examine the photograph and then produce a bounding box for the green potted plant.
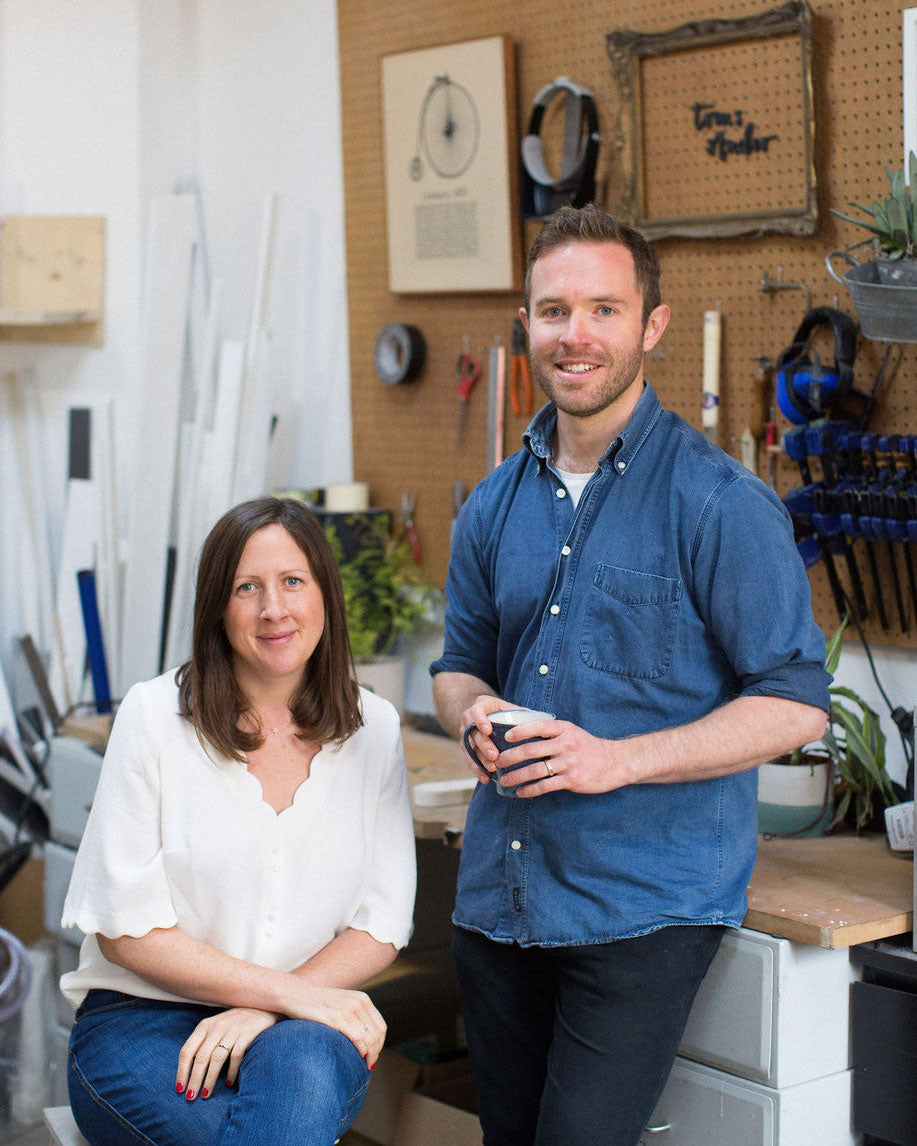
[325,515,444,712]
[826,151,917,343]
[758,618,899,835]
[831,151,917,284]
[820,621,899,832]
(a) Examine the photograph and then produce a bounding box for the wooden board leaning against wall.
[338,0,917,648]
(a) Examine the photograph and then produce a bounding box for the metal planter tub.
[826,250,917,343]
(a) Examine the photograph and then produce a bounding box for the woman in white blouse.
[60,497,417,1146]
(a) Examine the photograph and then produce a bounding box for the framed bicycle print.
[381,35,521,292]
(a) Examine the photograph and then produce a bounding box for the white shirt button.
[616,459,626,472]
[539,664,549,675]
[561,545,571,556]
[511,840,522,850]
[556,488,566,499]
[550,604,560,615]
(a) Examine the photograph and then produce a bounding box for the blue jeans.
[67,990,370,1146]
[453,924,725,1146]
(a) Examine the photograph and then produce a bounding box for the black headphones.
[775,307,858,425]
[521,77,600,220]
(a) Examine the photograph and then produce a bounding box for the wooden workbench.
[402,727,914,949]
[745,833,913,949]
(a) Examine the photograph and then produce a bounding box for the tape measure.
[374,323,426,385]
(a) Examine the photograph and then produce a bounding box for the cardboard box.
[350,1047,481,1146]
[395,1092,482,1146]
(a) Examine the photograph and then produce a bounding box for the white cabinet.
[640,1059,855,1146]
[640,927,859,1146]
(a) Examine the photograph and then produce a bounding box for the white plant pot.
[356,655,406,717]
[757,760,833,837]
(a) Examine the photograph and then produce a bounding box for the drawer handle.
[645,1125,671,1135]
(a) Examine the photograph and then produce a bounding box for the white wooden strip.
[0,660,23,762]
[905,9,917,172]
[232,195,278,504]
[118,195,196,693]
[6,371,56,651]
[48,479,100,713]
[164,280,222,670]
[92,396,120,688]
[205,338,245,527]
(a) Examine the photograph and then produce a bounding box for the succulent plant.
[832,151,917,261]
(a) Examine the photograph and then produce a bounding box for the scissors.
[510,317,533,417]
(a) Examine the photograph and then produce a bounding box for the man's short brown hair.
[523,203,661,325]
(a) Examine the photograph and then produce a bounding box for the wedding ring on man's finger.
[217,1043,231,1051]
[544,760,555,778]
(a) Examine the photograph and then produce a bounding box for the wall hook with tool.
[760,266,813,314]
[486,335,506,473]
[510,317,532,417]
[400,491,421,564]
[455,335,481,445]
[701,303,721,445]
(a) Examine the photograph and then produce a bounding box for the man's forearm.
[612,695,827,786]
[495,694,828,797]
[432,671,500,738]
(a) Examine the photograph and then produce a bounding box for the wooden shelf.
[0,307,103,326]
[0,216,105,345]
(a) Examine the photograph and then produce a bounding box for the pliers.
[510,317,532,417]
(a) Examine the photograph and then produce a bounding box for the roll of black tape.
[374,323,426,385]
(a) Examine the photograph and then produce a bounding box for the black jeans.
[453,923,725,1146]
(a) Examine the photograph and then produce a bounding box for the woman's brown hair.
[176,497,363,760]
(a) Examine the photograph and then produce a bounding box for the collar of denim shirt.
[522,380,665,477]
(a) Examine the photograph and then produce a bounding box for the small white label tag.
[885,801,914,851]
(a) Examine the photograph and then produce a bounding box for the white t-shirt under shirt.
[555,466,595,509]
[60,670,417,1008]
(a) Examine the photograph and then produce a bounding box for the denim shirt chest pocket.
[580,563,682,680]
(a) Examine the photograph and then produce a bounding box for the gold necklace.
[245,711,295,738]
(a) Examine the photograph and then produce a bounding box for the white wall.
[196,0,353,488]
[0,0,143,703]
[834,643,915,788]
[0,0,353,706]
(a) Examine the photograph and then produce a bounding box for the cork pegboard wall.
[338,0,917,648]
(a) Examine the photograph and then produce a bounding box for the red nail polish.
[186,1089,195,1102]
[225,1078,234,1088]
[201,1088,209,1099]
[370,1063,376,1071]
[175,1082,184,1094]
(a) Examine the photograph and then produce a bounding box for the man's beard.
[529,343,645,419]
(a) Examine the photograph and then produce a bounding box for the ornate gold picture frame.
[606,1,817,240]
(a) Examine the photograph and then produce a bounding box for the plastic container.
[0,928,33,1136]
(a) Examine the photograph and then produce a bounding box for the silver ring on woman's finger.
[544,760,555,778]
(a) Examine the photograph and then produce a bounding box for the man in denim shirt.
[431,204,830,1146]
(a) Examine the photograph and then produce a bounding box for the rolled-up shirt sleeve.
[430,491,501,688]
[61,683,179,939]
[692,474,831,712]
